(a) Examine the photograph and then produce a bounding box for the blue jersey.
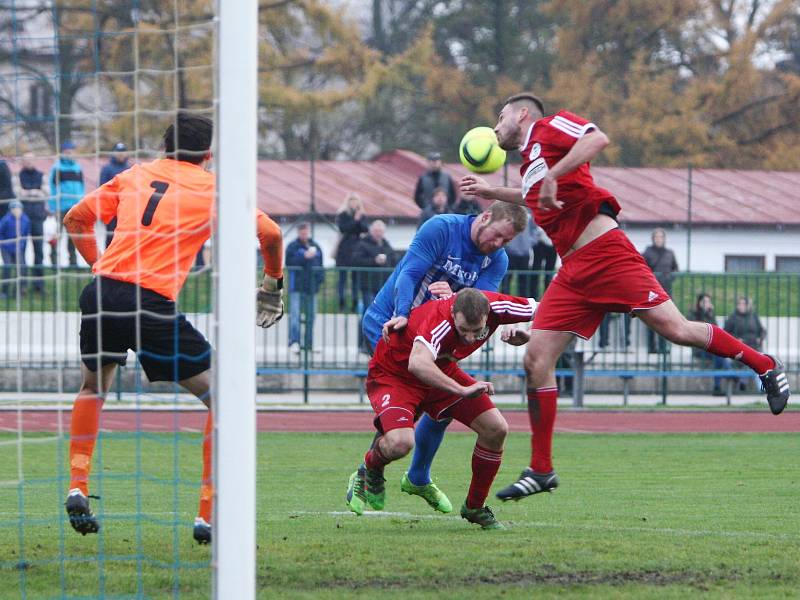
[362,214,508,349]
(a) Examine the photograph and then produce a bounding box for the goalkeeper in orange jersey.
[62,112,284,544]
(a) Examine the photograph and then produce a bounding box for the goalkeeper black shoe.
[759,355,790,415]
[193,518,211,545]
[65,489,100,535]
[496,468,559,502]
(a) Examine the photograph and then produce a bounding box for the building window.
[29,82,53,118]
[775,256,800,273]
[724,255,765,272]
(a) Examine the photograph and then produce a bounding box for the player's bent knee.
[484,421,508,447]
[523,351,546,378]
[382,429,415,459]
[472,411,508,448]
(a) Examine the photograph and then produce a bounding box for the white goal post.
[215,1,258,598]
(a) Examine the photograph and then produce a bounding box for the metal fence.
[0,266,798,402]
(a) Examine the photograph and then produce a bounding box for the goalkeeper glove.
[256,275,284,328]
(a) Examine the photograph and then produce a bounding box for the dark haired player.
[62,112,285,543]
[346,288,536,529]
[460,93,790,501]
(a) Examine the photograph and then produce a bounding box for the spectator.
[688,293,728,396]
[351,219,397,351]
[501,213,535,297]
[99,142,131,247]
[641,227,678,353]
[413,151,456,209]
[285,221,324,354]
[417,187,451,229]
[598,313,631,349]
[0,152,13,219]
[530,225,556,300]
[724,296,766,391]
[334,192,368,311]
[0,200,31,298]
[49,140,84,266]
[14,152,47,294]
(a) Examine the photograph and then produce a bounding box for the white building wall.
[623,226,800,272]
[283,219,800,273]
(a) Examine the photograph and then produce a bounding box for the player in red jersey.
[461,93,790,501]
[344,288,536,529]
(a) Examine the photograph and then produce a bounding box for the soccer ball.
[459,127,506,174]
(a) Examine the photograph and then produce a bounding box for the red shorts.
[532,228,669,339]
[366,364,496,433]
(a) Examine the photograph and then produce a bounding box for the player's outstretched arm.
[407,341,494,397]
[460,175,524,206]
[256,210,284,328]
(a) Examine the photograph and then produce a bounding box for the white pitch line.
[0,435,60,447]
[287,510,799,541]
[180,427,201,433]
[313,510,460,521]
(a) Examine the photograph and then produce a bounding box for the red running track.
[1,410,798,433]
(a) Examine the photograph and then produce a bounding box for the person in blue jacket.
[49,140,84,266]
[285,221,325,352]
[99,142,131,247]
[360,201,529,512]
[0,200,31,297]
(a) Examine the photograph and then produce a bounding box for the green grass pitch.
[1,431,798,598]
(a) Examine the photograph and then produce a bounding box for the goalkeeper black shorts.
[79,276,211,382]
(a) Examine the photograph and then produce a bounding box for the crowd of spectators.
[0,142,132,295]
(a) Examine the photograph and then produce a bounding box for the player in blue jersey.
[360,201,528,512]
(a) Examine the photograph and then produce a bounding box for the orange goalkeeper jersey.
[69,158,282,301]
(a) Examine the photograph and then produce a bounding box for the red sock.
[466,444,503,509]
[528,387,557,473]
[197,412,213,523]
[69,394,104,495]
[364,441,391,472]
[705,324,774,375]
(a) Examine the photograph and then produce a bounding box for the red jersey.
[519,110,620,257]
[370,291,536,379]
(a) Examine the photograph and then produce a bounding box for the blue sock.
[407,415,450,486]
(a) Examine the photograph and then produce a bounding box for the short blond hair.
[485,202,528,233]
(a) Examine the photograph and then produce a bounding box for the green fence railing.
[1,266,798,400]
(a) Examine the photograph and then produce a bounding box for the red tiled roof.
[15,152,800,225]
[255,152,800,226]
